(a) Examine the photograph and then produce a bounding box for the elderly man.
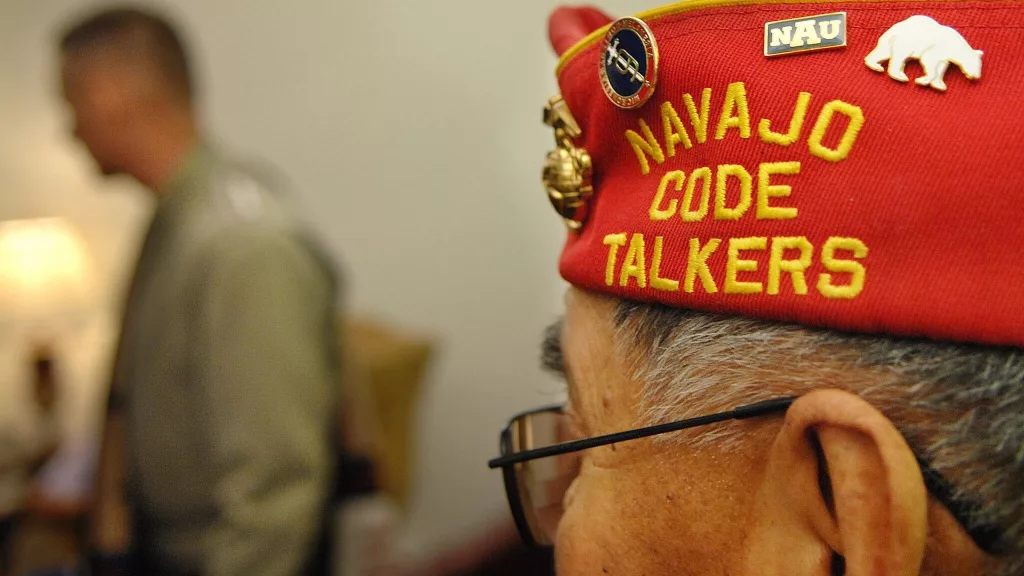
[489,2,1023,575]
[58,7,339,575]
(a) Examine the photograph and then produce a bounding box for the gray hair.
[614,301,1024,576]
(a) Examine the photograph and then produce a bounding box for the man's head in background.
[491,3,1024,575]
[58,7,196,188]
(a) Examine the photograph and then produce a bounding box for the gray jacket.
[111,143,339,575]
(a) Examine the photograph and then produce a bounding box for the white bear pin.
[864,15,982,91]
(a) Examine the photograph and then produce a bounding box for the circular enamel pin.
[599,17,659,109]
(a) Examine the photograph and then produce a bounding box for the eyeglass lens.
[510,409,582,546]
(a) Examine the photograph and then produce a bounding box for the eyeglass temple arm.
[487,397,797,469]
[487,397,1003,553]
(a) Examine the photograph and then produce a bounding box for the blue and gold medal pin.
[599,17,659,109]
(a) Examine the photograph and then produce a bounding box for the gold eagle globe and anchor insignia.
[542,95,593,231]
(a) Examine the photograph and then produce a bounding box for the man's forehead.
[61,51,108,89]
[62,50,157,105]
[62,41,149,81]
[563,288,624,341]
[59,58,89,103]
[558,289,646,425]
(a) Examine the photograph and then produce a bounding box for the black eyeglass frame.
[487,397,1003,553]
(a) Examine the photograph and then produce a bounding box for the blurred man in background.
[58,7,340,575]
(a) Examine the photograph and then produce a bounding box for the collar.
[156,140,216,219]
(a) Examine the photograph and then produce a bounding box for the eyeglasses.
[487,397,1003,553]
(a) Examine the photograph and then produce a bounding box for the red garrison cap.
[544,0,1024,347]
[548,6,614,56]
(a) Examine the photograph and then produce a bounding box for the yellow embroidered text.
[625,84,864,175]
[601,232,868,298]
[647,161,802,223]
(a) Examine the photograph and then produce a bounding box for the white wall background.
[0,0,651,558]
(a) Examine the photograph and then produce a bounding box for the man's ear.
[91,74,133,125]
[742,389,928,576]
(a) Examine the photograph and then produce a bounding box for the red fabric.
[549,6,614,57]
[553,1,1024,347]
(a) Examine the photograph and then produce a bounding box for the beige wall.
[0,0,651,556]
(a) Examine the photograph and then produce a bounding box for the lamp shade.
[0,218,95,325]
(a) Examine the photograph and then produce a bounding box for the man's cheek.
[555,509,608,576]
[555,475,628,575]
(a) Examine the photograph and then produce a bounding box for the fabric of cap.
[549,0,1024,348]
